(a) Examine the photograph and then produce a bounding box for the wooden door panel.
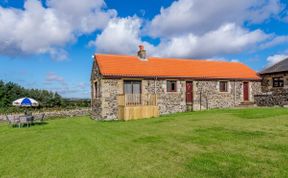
[243,82,249,101]
[186,82,193,103]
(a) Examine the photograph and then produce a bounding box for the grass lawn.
[0,108,288,177]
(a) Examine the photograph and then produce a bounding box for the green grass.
[0,108,288,178]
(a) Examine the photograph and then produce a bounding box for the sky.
[0,0,288,98]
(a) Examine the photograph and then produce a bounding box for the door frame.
[186,81,193,104]
[243,81,249,101]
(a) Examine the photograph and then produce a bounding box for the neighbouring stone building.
[91,46,261,120]
[255,58,288,106]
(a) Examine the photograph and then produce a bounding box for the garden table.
[19,115,34,127]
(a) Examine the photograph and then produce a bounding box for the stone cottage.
[91,46,261,120]
[255,58,288,106]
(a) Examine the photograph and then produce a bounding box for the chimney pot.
[139,45,144,51]
[137,45,147,61]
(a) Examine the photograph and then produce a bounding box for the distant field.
[0,108,288,177]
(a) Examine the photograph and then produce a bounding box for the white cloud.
[266,54,288,67]
[1,0,285,61]
[0,1,72,58]
[93,18,268,58]
[45,72,66,86]
[44,72,90,98]
[260,35,288,49]
[47,0,117,34]
[154,23,268,58]
[91,17,154,55]
[206,57,239,62]
[46,82,90,98]
[148,0,283,37]
[0,0,116,59]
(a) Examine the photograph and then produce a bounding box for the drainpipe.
[234,80,236,106]
[154,77,157,94]
[154,77,158,105]
[200,88,202,111]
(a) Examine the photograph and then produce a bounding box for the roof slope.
[95,54,260,80]
[260,58,288,75]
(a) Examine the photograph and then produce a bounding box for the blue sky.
[0,0,288,98]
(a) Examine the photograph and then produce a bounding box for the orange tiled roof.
[95,54,260,80]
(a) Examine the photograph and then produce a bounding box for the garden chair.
[6,115,20,128]
[39,113,45,123]
[19,116,28,128]
[27,111,32,116]
[26,116,33,127]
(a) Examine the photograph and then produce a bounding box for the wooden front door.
[186,81,193,104]
[243,82,249,101]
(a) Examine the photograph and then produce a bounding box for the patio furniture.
[19,116,29,128]
[6,115,20,128]
[13,97,39,107]
[26,111,32,116]
[26,115,34,127]
[39,113,45,123]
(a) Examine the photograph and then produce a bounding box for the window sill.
[166,91,180,93]
[219,91,229,93]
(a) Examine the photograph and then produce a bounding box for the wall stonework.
[254,72,288,107]
[0,108,91,121]
[251,81,262,99]
[91,79,121,120]
[192,81,261,110]
[255,89,288,106]
[91,98,102,119]
[261,72,288,92]
[101,79,122,120]
[144,80,186,115]
[91,61,261,120]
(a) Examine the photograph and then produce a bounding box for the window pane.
[167,81,177,92]
[273,77,284,88]
[124,81,141,94]
[220,81,228,92]
[132,82,141,94]
[124,82,132,94]
[171,82,175,91]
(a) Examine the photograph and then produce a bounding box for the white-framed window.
[219,81,228,92]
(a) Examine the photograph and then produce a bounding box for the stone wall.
[0,108,91,121]
[255,89,288,106]
[261,72,288,92]
[91,98,102,119]
[255,72,288,106]
[193,81,261,110]
[100,79,122,120]
[91,62,122,120]
[144,80,186,114]
[91,76,261,120]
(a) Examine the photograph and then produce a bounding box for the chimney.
[137,45,147,61]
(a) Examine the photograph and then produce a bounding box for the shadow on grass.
[185,152,260,177]
[8,122,48,128]
[177,127,267,145]
[133,135,164,144]
[215,108,288,119]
